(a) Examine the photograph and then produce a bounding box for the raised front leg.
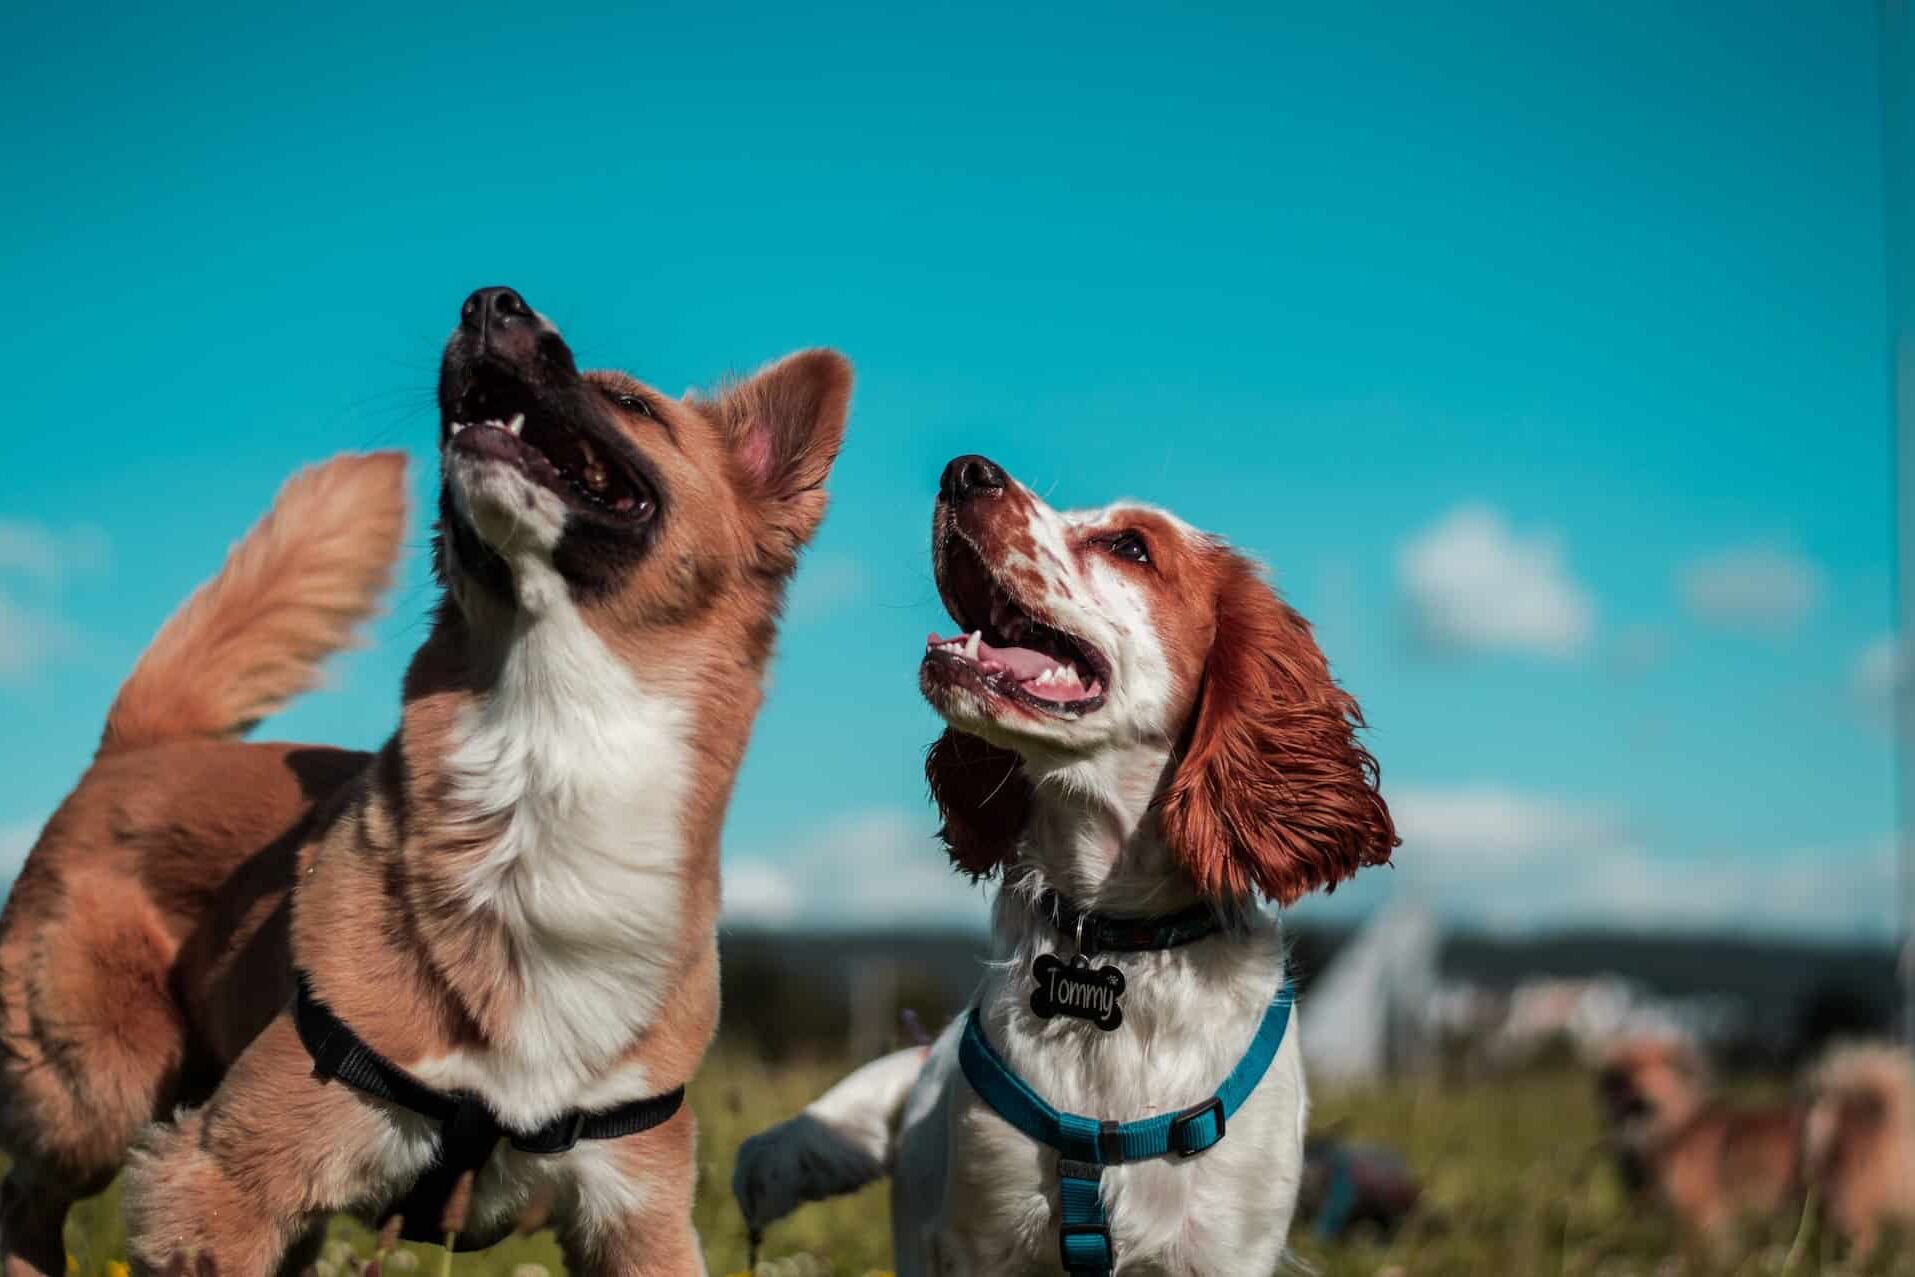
[558,1106,705,1277]
[122,1015,433,1275]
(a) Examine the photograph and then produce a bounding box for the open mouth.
[923,532,1108,716]
[445,372,653,520]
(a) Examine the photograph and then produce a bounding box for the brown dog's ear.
[926,728,1032,878]
[1158,552,1397,905]
[707,349,853,565]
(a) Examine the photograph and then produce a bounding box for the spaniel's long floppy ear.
[926,728,1032,878]
[1158,552,1397,905]
[706,349,853,569]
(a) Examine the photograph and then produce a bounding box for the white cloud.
[1389,785,1623,872]
[725,790,1898,941]
[724,807,991,929]
[0,521,108,583]
[0,591,72,681]
[1854,635,1904,714]
[1552,840,1899,939]
[0,521,107,681]
[1397,505,1594,658]
[1679,545,1821,632]
[723,860,803,927]
[787,553,867,623]
[1315,782,1899,940]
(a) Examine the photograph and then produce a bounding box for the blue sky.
[0,1,1897,938]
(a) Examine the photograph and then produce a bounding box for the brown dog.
[1597,1036,1802,1245]
[0,287,850,1276]
[1804,1043,1915,1256]
[1598,1035,1915,1256]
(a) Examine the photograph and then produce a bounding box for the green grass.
[50,1058,1915,1276]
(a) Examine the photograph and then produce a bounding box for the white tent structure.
[1300,900,1440,1088]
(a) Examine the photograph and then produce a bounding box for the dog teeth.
[451,421,470,435]
[506,413,525,436]
[1028,666,1083,691]
[928,633,987,661]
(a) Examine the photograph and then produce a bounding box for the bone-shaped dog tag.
[1030,952,1125,1031]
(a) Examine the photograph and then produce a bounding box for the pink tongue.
[978,639,1061,681]
[925,632,1087,699]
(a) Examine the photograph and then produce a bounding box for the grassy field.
[51,1054,1915,1277]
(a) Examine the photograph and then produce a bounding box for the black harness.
[293,972,685,1248]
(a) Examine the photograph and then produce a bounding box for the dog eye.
[1106,532,1150,564]
[613,393,655,418]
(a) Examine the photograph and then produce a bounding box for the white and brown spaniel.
[735,454,1397,1276]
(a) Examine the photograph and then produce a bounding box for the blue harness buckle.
[1169,1095,1226,1156]
[1055,1158,1111,1274]
[1059,1222,1114,1272]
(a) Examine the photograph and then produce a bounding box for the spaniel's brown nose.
[941,454,1008,503]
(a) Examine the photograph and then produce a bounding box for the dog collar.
[293,971,684,1249]
[1033,889,1227,956]
[959,979,1294,1276]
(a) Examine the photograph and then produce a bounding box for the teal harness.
[957,980,1295,1276]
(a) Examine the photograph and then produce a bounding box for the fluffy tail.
[99,452,410,755]
[732,1046,928,1234]
[1805,1042,1915,1201]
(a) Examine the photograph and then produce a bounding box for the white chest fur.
[920,914,1309,1277]
[421,561,693,1131]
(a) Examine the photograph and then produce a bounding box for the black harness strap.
[293,971,685,1247]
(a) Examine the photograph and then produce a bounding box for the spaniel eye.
[614,393,654,418]
[1107,531,1150,564]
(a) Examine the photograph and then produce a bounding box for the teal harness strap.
[958,980,1295,1275]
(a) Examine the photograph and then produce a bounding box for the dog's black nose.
[941,455,1008,503]
[453,286,563,373]
[460,286,533,334]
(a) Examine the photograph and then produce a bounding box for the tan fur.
[100,453,409,755]
[1805,1043,1915,1255]
[0,303,849,1277]
[1598,1035,1915,1257]
[1597,1037,1800,1244]
[0,456,403,1276]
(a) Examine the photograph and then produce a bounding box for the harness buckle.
[1058,1223,1114,1273]
[1168,1096,1226,1156]
[514,1109,588,1156]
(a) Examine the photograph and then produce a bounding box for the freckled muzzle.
[921,456,1110,719]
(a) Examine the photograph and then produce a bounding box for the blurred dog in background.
[1597,1034,1915,1256]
